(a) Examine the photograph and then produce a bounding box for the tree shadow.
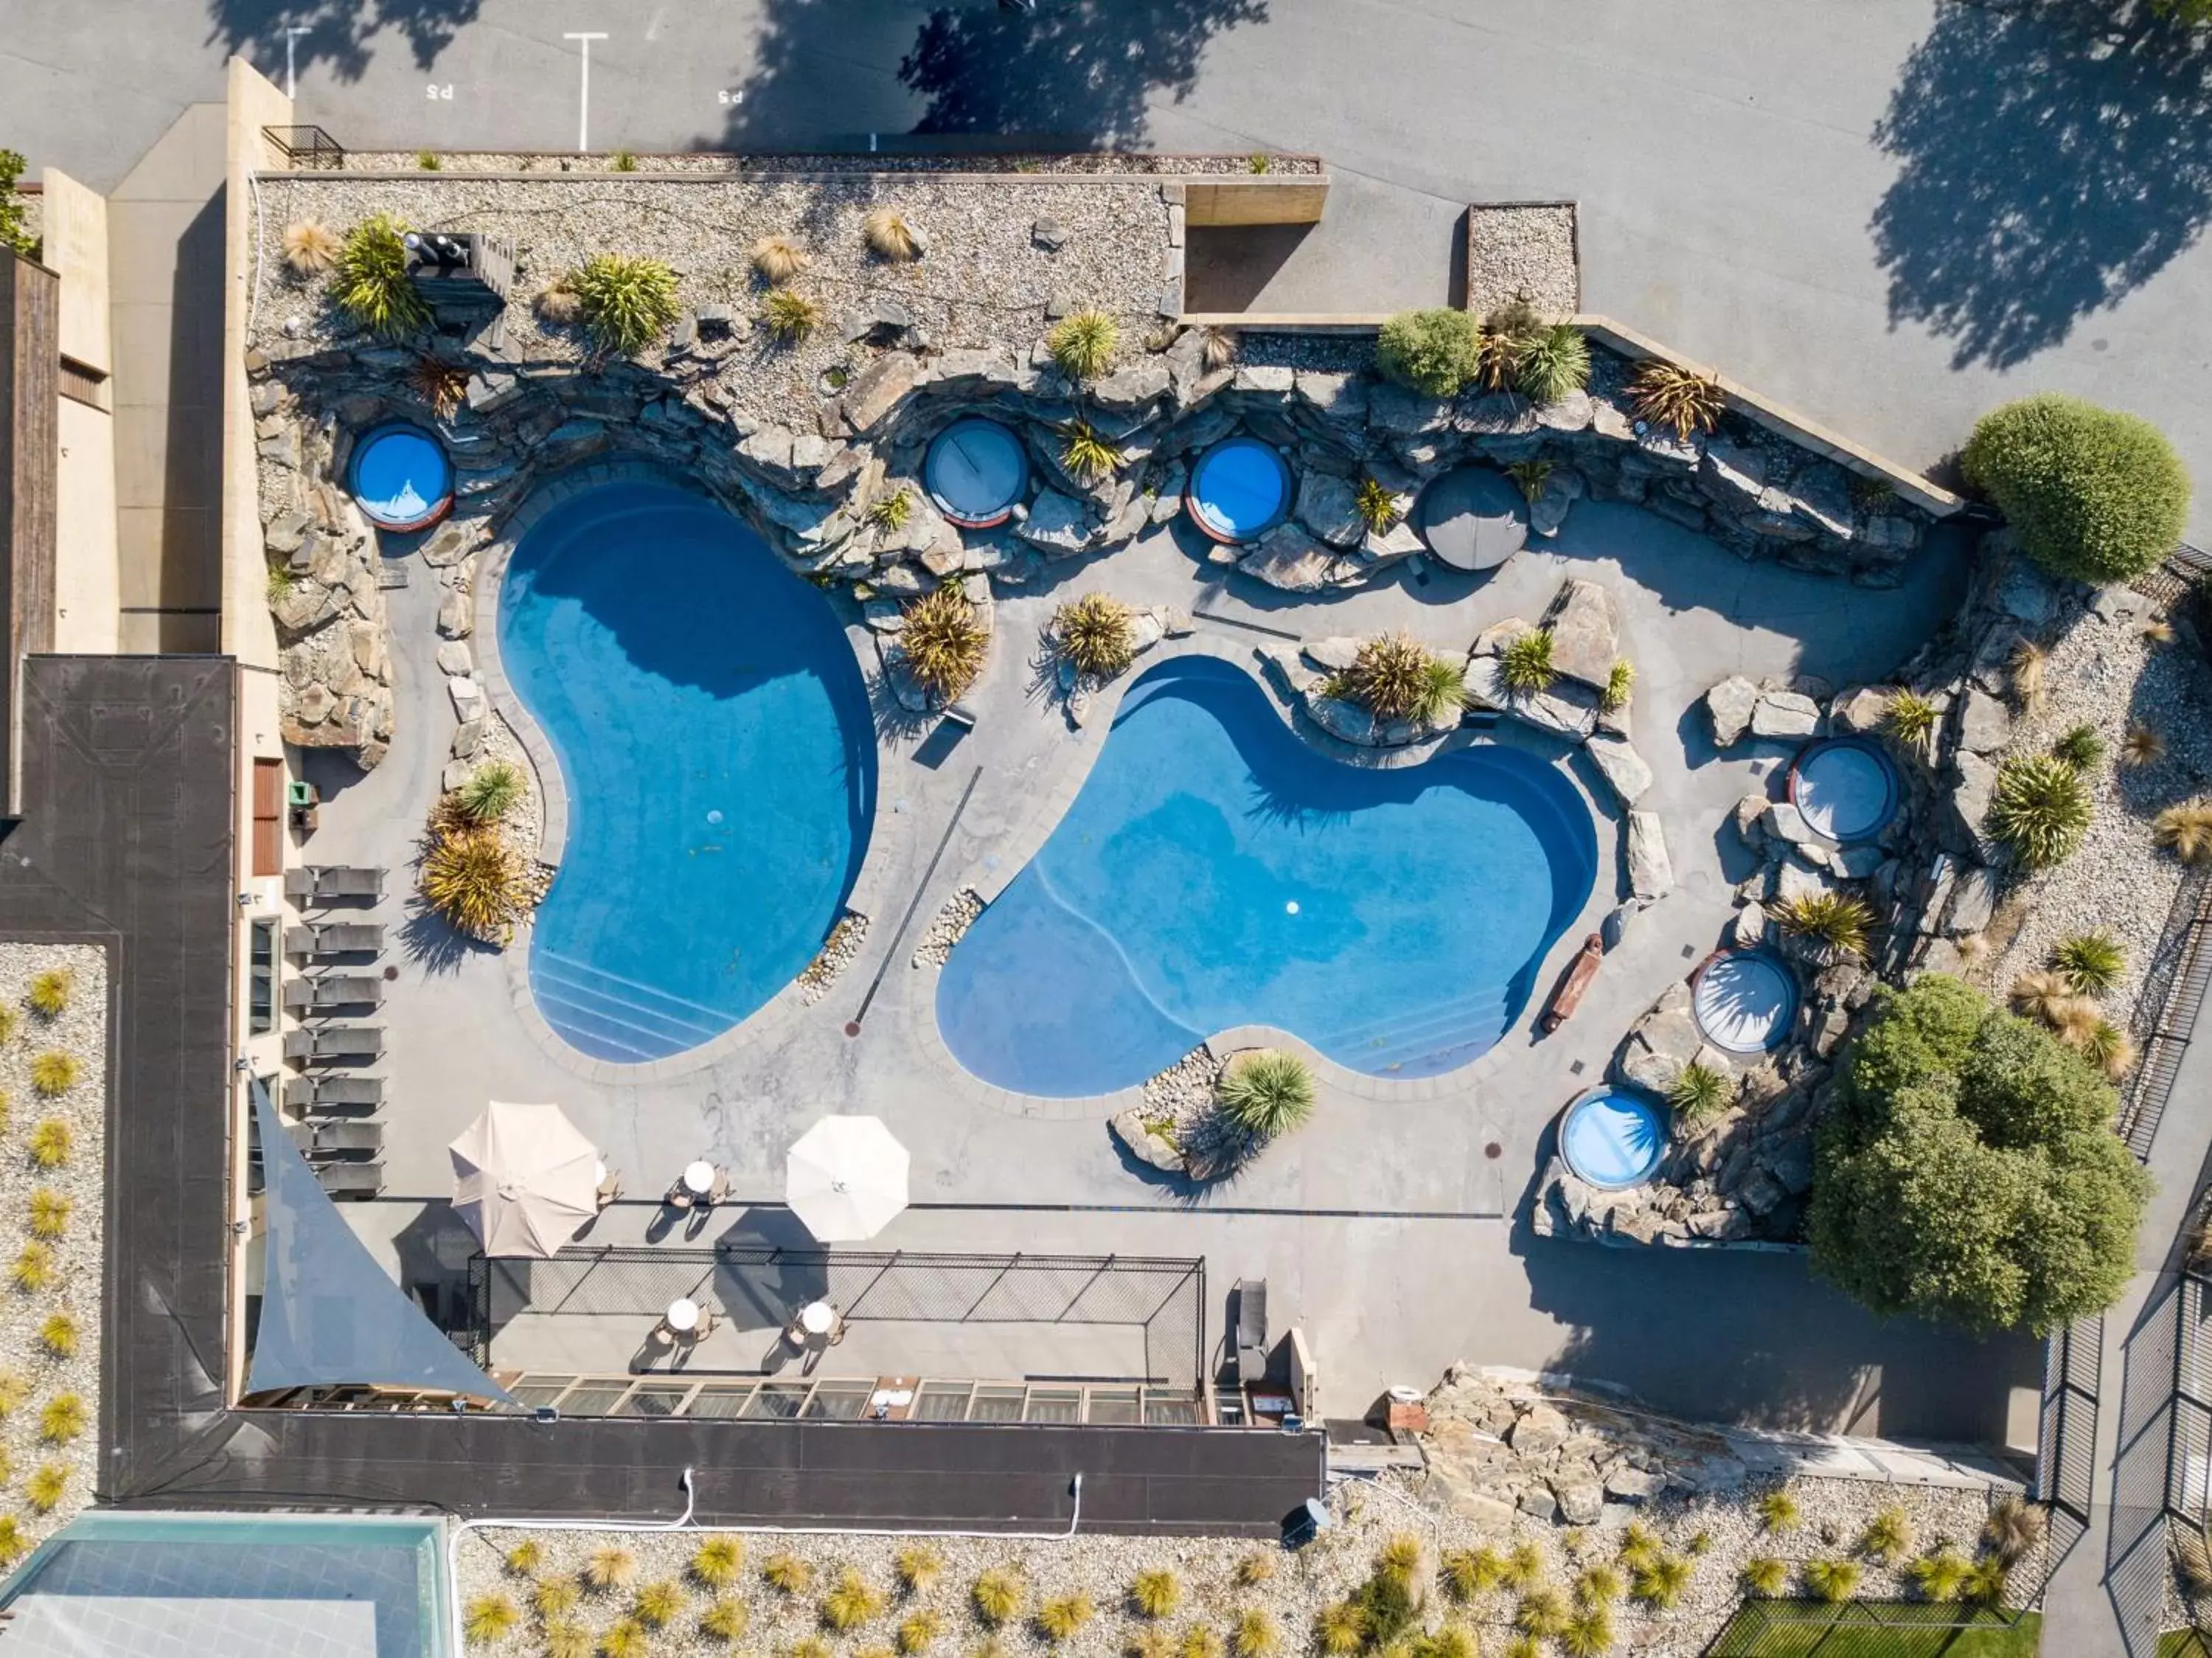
[713,0,1271,150]
[204,0,482,85]
[1871,0,2212,369]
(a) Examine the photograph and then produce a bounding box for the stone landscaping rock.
[1108,1109,1183,1175]
[1307,696,1377,746]
[1017,490,1093,556]
[1301,636,1362,674]
[1295,471,1366,549]
[1585,733,1653,808]
[1238,524,1342,593]
[1543,577,1620,688]
[839,352,921,432]
[1957,687,2011,755]
[1705,675,1759,747]
[1749,689,1822,739]
[1627,811,1674,901]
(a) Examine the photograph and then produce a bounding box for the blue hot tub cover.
[1186,437,1293,544]
[1558,1088,1666,1190]
[348,423,453,532]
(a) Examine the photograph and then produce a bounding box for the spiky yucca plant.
[2053,932,2125,994]
[284,219,342,277]
[898,588,989,702]
[867,489,915,533]
[407,354,470,421]
[1989,754,2093,867]
[455,761,525,826]
[1047,310,1119,381]
[1354,477,1402,533]
[863,207,921,261]
[1059,420,1122,484]
[751,235,807,284]
[1882,687,1939,749]
[1506,459,1554,504]
[1601,659,1635,715]
[1499,628,1557,693]
[1338,633,1465,725]
[1629,361,1725,439]
[1771,891,1874,960]
[29,1052,76,1097]
[1669,1061,1732,1125]
[1216,1050,1315,1139]
[335,214,431,336]
[574,253,682,356]
[420,829,527,935]
[1515,323,1590,404]
[763,288,824,344]
[1052,594,1136,679]
[2157,802,2212,865]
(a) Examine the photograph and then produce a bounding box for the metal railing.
[2042,1314,2102,1533]
[261,125,347,169]
[1703,1598,2031,1654]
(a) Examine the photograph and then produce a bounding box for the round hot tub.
[1186,437,1293,544]
[1416,465,1528,572]
[1558,1089,1667,1190]
[348,423,453,533]
[924,418,1029,529]
[1691,949,1800,1055]
[1789,736,1901,844]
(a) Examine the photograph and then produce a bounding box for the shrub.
[1313,1602,1365,1655]
[826,1569,887,1631]
[1515,1585,1571,1639]
[464,1592,520,1645]
[1807,976,2149,1333]
[456,762,525,825]
[587,1546,640,1592]
[1802,1558,1860,1603]
[1350,1572,1419,1645]
[1961,395,2191,584]
[335,214,431,336]
[1131,1569,1180,1618]
[1629,361,1725,440]
[1376,308,1484,397]
[751,235,808,284]
[24,1460,67,1513]
[28,1118,70,1168]
[1883,688,1940,749]
[1052,594,1137,679]
[764,1553,813,1594]
[1742,1556,1788,1597]
[600,1619,650,1658]
[29,1188,71,1241]
[29,1051,77,1097]
[1336,633,1464,725]
[574,253,682,356]
[864,207,922,261]
[2053,723,2106,770]
[1499,628,1557,693]
[971,1569,1023,1626]
[1059,420,1123,484]
[868,489,915,533]
[406,354,470,421]
[683,1534,740,1588]
[1355,479,1402,533]
[1983,1492,2048,1564]
[1048,310,1119,380]
[536,1576,582,1618]
[40,1392,86,1442]
[895,1545,942,1594]
[283,219,342,276]
[0,150,29,259]
[764,288,824,343]
[2122,724,2166,768]
[1859,1505,1913,1564]
[1669,1061,1733,1126]
[610,148,640,172]
[2157,802,2212,864]
[1988,754,2093,867]
[1515,324,1590,405]
[1630,1553,1691,1609]
[2054,932,2125,995]
[421,829,528,935]
[12,1243,52,1293]
[1962,1555,2011,1606]
[636,1579,684,1628]
[1574,1562,1621,1606]
[1770,892,1874,960]
[1441,1547,1502,1601]
[1036,1595,1093,1643]
[1601,659,1635,715]
[703,1599,749,1643]
[1912,1549,1969,1602]
[899,588,990,702]
[1559,1608,1614,1658]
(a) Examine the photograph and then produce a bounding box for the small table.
[681,1160,715,1199]
[666,1297,701,1336]
[799,1300,837,1338]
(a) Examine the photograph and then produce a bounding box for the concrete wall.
[40,171,119,655]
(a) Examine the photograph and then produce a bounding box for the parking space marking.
[563,32,609,152]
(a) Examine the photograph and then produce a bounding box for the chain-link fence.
[1703,1598,2031,1655]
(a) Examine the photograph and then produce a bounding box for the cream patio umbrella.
[449,1100,601,1258]
[785,1114,909,1242]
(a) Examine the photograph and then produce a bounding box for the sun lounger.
[288,1120,383,1158]
[282,1024,385,1061]
[285,1074,385,1110]
[282,974,386,1010]
[284,922,386,957]
[316,1159,384,1199]
[283,866,385,902]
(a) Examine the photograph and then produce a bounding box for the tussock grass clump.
[1234,1552,1276,1587]
[899,1610,944,1653]
[1988,754,2093,867]
[1337,632,1465,725]
[1499,628,1557,693]
[2011,639,2048,712]
[535,1576,582,1618]
[1601,658,1635,715]
[2122,724,2166,768]
[867,489,915,533]
[1858,1505,1913,1564]
[1911,1549,1969,1603]
[824,1569,887,1631]
[1515,1584,1571,1640]
[1375,1533,1427,1588]
[600,1618,650,1658]
[0,1517,24,1567]
[1048,311,1119,381]
[971,1569,1023,1626]
[1574,1562,1622,1606]
[543,1619,593,1658]
[40,1392,86,1443]
[420,830,528,936]
[335,214,431,336]
[690,1536,742,1588]
[635,1579,684,1628]
[864,207,922,261]
[610,148,641,173]
[1217,1050,1316,1138]
[2053,722,2106,770]
[1441,1547,1503,1602]
[585,1545,639,1592]
[1515,323,1591,405]
[1630,1553,1692,1610]
[29,1190,72,1243]
[1180,1626,1224,1658]
[535,275,583,325]
[574,253,682,357]
[751,235,808,285]
[504,1539,543,1576]
[29,1052,77,1097]
[1771,891,1875,960]
[1802,1558,1860,1603]
[28,1118,70,1169]
[1629,360,1725,439]
[2157,802,2212,865]
[283,219,342,277]
[24,1461,67,1514]
[1052,594,1137,679]
[702,1599,748,1643]
[1963,1555,2011,1605]
[2010,969,2072,1024]
[899,588,990,703]
[1313,1601,1365,1655]
[763,288,824,344]
[1130,1569,1181,1619]
[764,1553,814,1595]
[1501,1541,1546,1591]
[895,1546,942,1594]
[1983,1493,2048,1564]
[2054,932,2125,995]
[462,1592,519,1645]
[1742,1555,1788,1597]
[27,969,69,1018]
[12,1243,53,1293]
[406,354,470,421]
[1035,1595,1093,1643]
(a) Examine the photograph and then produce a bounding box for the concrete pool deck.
[304,489,2042,1440]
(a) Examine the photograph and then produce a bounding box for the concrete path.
[7,0,2211,541]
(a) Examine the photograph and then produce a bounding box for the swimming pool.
[498,482,876,1061]
[936,657,1599,1095]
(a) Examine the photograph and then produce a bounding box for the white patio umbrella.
[785,1114,909,1242]
[449,1100,601,1258]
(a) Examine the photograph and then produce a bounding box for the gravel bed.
[911,889,984,970]
[801,912,872,1005]
[0,945,106,1564]
[1978,597,2212,1026]
[1464,204,1580,321]
[338,152,1324,177]
[1140,1047,1219,1129]
[1237,332,1378,373]
[257,176,1172,437]
[452,1468,2009,1658]
[476,710,546,864]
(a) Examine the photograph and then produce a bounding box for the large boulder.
[1295,471,1368,549]
[1627,811,1674,901]
[1749,689,1822,740]
[1705,676,1759,747]
[1586,734,1653,808]
[1543,577,1620,689]
[1239,524,1343,593]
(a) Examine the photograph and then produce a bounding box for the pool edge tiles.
[498,481,877,1064]
[934,656,1601,1097]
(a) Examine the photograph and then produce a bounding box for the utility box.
[404,232,515,319]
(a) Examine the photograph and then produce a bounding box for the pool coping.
[470,457,910,1084]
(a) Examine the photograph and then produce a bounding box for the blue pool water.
[349,425,451,530]
[499,482,876,1061]
[936,657,1599,1095]
[1559,1089,1666,1190]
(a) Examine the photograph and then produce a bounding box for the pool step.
[1312,983,1516,1076]
[531,950,734,1063]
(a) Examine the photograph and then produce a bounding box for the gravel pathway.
[339,153,1323,178]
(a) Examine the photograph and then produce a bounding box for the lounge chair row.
[284,922,386,957]
[284,865,385,902]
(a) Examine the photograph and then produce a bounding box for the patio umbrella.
[449,1100,600,1258]
[785,1115,909,1242]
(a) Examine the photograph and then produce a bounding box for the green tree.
[1808,977,2149,1333]
[1962,394,2191,584]
[1375,308,1483,398]
[0,150,34,259]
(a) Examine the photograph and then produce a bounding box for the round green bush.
[1961,394,2190,584]
[1374,308,1482,398]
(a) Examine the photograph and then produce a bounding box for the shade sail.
[449,1100,599,1258]
[247,1079,513,1402]
[786,1115,909,1241]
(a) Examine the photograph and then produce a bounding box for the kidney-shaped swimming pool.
[498,482,876,1062]
[936,656,1600,1096]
